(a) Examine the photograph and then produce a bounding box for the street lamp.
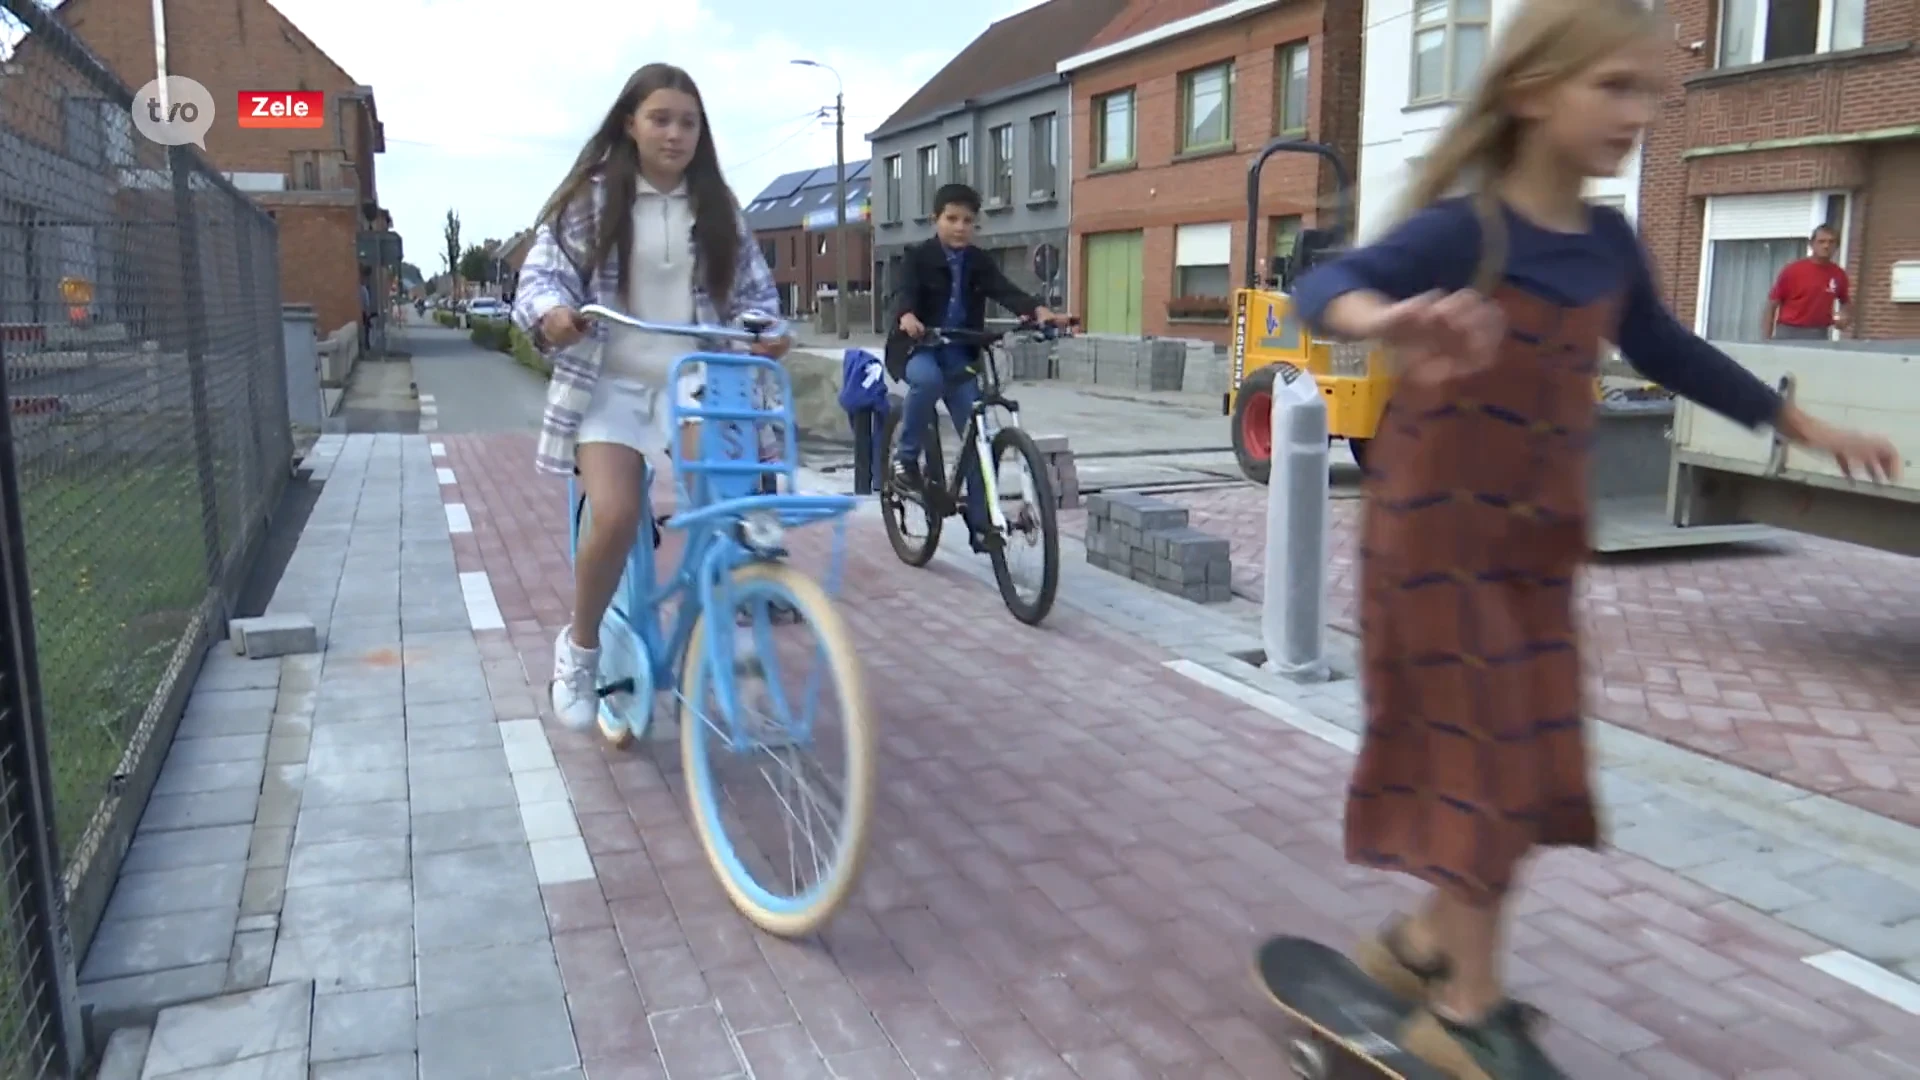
[792,58,851,340]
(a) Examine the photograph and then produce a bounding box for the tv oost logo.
[131,75,215,149]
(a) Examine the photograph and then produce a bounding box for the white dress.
[575,178,696,456]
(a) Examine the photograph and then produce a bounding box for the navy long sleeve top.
[1289,198,1783,430]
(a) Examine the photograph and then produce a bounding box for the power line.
[725,112,829,170]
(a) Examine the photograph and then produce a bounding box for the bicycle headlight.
[739,509,784,554]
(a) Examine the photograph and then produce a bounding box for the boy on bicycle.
[887,183,1069,547]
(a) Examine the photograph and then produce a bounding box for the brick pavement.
[439,431,1920,1079]
[1063,485,1920,828]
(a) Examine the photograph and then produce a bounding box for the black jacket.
[884,238,1042,380]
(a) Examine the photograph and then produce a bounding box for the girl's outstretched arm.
[1605,212,1781,430]
[1291,200,1478,339]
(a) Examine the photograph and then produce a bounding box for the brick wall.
[265,200,362,333]
[64,0,372,177]
[1639,0,1920,338]
[1066,0,1358,343]
[803,227,875,296]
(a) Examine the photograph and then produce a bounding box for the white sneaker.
[550,628,600,731]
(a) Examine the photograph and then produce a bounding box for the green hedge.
[469,316,511,351]
[509,325,549,376]
[432,309,456,327]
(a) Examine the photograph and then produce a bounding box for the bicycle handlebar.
[578,303,789,344]
[922,316,1080,349]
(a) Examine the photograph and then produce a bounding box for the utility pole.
[833,90,850,340]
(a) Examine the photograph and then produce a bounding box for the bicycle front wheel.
[678,561,874,937]
[987,427,1060,626]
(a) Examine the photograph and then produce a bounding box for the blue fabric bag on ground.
[839,349,889,415]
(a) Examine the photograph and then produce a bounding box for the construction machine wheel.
[1231,367,1276,485]
[1347,438,1370,471]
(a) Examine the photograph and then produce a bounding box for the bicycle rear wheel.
[880,407,944,566]
[679,562,873,937]
[987,427,1060,626]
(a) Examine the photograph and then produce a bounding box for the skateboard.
[1254,935,1446,1080]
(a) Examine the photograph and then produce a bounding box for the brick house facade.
[744,163,873,317]
[1639,0,1920,342]
[1060,0,1363,343]
[63,0,389,336]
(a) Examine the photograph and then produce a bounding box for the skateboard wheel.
[1287,1036,1329,1079]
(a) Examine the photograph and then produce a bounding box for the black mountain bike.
[880,320,1074,626]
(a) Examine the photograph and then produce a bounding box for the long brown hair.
[536,63,740,308]
[1397,0,1664,293]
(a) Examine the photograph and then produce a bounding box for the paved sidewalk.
[1064,485,1920,827]
[431,430,1920,1078]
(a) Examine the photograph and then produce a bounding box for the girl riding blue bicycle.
[512,62,790,732]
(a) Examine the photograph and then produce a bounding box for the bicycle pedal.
[597,678,636,698]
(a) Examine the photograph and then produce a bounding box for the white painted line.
[512,766,568,805]
[420,403,439,415]
[1163,659,1360,753]
[519,800,581,842]
[419,394,436,404]
[444,503,472,534]
[458,570,504,630]
[430,441,447,457]
[436,466,456,485]
[1804,950,1920,1014]
[530,836,595,885]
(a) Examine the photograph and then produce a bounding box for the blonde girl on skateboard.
[1287,0,1901,1075]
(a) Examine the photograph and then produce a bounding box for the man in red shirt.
[1765,224,1850,340]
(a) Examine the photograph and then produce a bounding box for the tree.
[442,209,462,283]
[458,244,491,284]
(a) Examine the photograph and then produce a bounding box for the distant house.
[743,163,873,317]
[868,0,1129,326]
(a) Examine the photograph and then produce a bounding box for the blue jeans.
[895,345,986,529]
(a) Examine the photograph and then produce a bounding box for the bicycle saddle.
[737,311,780,335]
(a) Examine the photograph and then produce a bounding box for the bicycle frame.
[565,314,854,743]
[923,334,1030,534]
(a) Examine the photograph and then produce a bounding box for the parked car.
[466,298,508,323]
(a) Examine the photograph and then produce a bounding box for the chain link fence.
[0,1,294,1071]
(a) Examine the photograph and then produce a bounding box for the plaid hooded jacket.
[510,173,783,474]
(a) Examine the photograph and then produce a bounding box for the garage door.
[1084,230,1142,336]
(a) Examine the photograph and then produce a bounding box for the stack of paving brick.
[1029,434,1081,509]
[1084,491,1232,603]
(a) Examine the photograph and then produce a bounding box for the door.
[1084,230,1143,335]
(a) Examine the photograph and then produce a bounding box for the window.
[1411,0,1489,103]
[916,145,940,217]
[302,160,318,189]
[1718,0,1864,66]
[948,133,970,184]
[883,155,903,222]
[1179,63,1232,152]
[1269,215,1302,264]
[1029,113,1058,198]
[1094,89,1135,167]
[988,124,1015,206]
[789,236,798,265]
[760,238,777,267]
[816,235,828,256]
[1699,191,1850,341]
[1174,222,1233,298]
[1275,43,1310,135]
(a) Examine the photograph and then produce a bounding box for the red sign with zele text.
[236,90,325,129]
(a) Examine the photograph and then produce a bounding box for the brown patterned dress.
[1292,199,1783,904]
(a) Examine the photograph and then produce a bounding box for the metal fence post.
[0,333,85,1078]
[1261,363,1332,682]
[168,145,228,613]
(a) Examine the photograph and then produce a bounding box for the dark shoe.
[891,458,923,490]
[1400,1001,1563,1080]
[1355,914,1451,1001]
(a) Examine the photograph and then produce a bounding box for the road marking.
[437,467,456,485]
[444,503,471,534]
[500,717,595,885]
[1804,950,1920,1014]
[420,404,439,417]
[430,441,447,457]
[1163,659,1359,753]
[458,570,504,630]
[418,394,435,404]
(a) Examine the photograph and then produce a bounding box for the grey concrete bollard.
[1261,364,1332,682]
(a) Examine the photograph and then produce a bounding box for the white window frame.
[1409,0,1489,105]
[1173,221,1233,298]
[1716,0,1866,67]
[1029,113,1058,199]
[1692,190,1852,336]
[987,124,1014,207]
[915,145,940,218]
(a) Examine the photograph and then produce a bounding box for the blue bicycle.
[567,305,873,936]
